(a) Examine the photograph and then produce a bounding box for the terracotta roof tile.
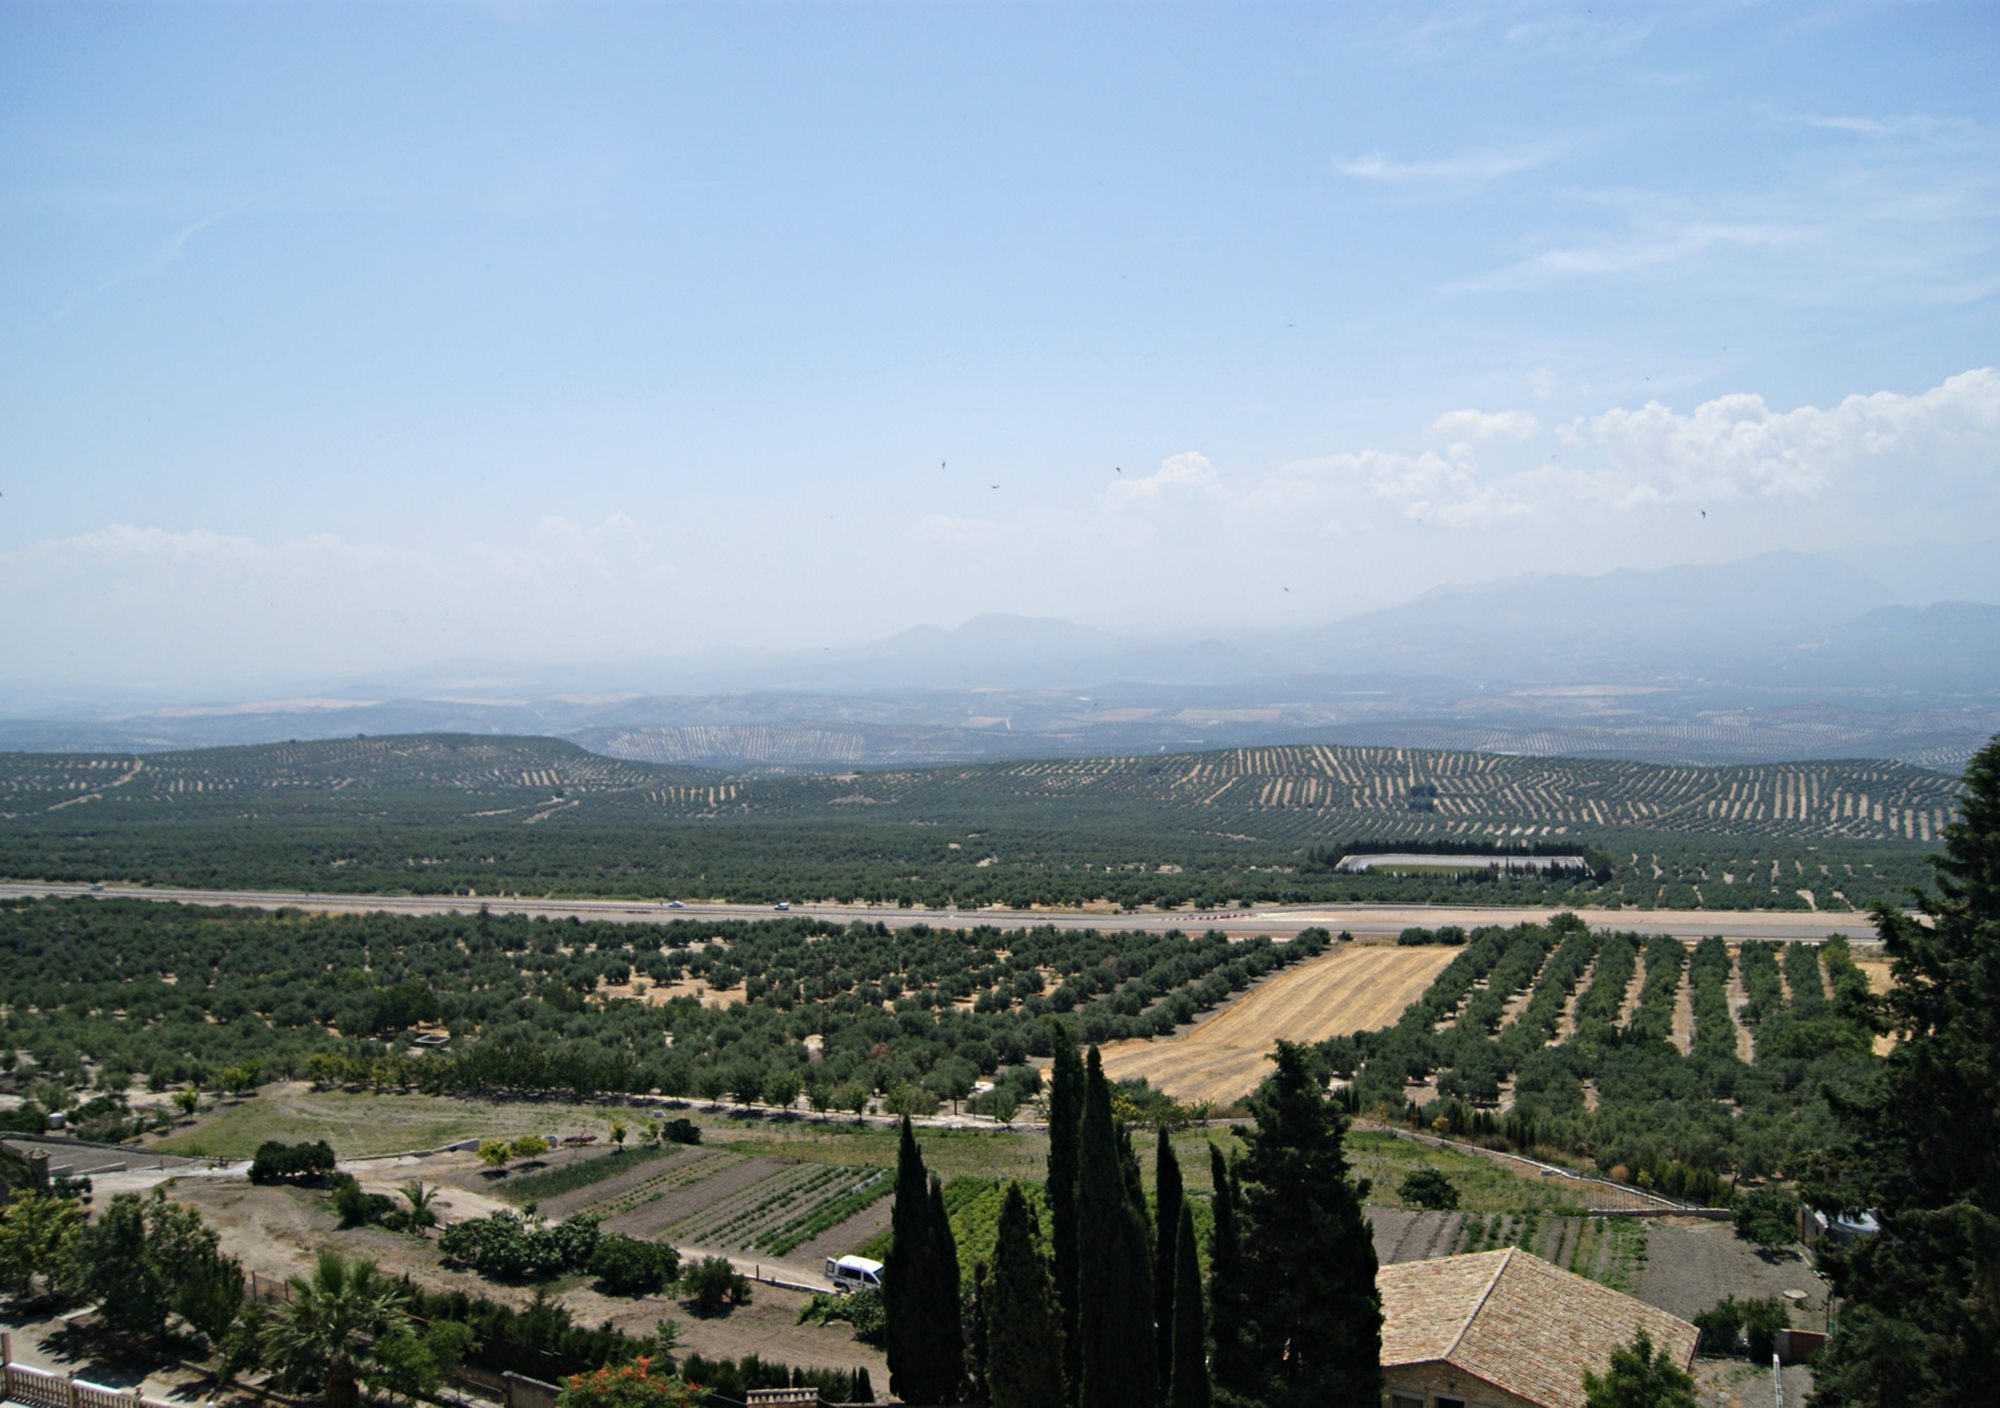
[1379,1247,1699,1408]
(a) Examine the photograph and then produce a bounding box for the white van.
[824,1255,883,1294]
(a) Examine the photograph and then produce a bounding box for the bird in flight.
[1701,509,1707,518]
[990,483,1001,490]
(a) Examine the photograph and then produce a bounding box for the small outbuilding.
[1379,1246,1698,1408]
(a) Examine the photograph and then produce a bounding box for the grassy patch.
[152,1087,631,1158]
[150,1094,1566,1218]
[496,1145,680,1205]
[1346,1131,1580,1214]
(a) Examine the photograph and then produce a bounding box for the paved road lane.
[0,881,1888,942]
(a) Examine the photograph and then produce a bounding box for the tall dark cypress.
[984,1183,1067,1408]
[1206,1145,1252,1398]
[885,1117,963,1406]
[1152,1126,1184,1402]
[1170,1204,1209,1408]
[1079,1047,1156,1408]
[966,1260,991,1408]
[1235,1041,1382,1408]
[1047,1021,1086,1405]
[927,1173,965,1400]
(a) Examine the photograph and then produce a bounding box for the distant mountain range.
[4,547,1995,770]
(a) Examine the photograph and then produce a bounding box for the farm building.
[1379,1247,1697,1408]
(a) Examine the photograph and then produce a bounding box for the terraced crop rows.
[574,1148,744,1218]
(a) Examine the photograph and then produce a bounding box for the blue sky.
[3,1,1996,691]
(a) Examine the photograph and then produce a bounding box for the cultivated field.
[0,731,1951,910]
[1100,942,1458,1105]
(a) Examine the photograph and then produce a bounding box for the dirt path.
[1670,953,1696,1055]
[1613,952,1649,1027]
[1724,951,1756,1062]
[1552,955,1601,1043]
[1100,943,1457,1106]
[1494,946,1557,1031]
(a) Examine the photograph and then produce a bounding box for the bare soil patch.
[788,1195,896,1267]
[532,1145,711,1218]
[1100,943,1456,1106]
[605,1155,788,1238]
[1852,955,1898,1053]
[1724,952,1756,1062]
[161,1177,883,1385]
[1670,957,1697,1055]
[595,977,745,1008]
[1637,1218,1827,1323]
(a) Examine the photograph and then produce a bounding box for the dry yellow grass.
[1853,955,1898,1054]
[1100,943,1457,1107]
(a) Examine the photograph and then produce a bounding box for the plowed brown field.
[1100,943,1457,1106]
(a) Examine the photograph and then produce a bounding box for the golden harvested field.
[1854,954,1898,1054]
[1101,943,1458,1107]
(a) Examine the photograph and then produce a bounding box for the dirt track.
[1100,943,1457,1106]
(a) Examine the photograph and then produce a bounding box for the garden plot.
[526,1145,719,1219]
[597,1155,892,1257]
[1366,1209,1650,1294]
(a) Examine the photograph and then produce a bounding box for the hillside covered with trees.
[0,733,1953,910]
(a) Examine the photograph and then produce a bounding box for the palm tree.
[397,1180,438,1232]
[261,1251,409,1408]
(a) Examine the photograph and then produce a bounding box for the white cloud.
[51,204,248,322]
[1428,408,1539,441]
[1559,367,2000,508]
[1093,368,1998,549]
[1332,144,1555,186]
[1452,220,1806,292]
[1102,451,1225,511]
[1282,447,1530,527]
[1791,112,1972,141]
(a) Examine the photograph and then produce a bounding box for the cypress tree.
[1809,736,2000,1406]
[1047,1021,1086,1405]
[927,1173,965,1400]
[1079,1047,1156,1408]
[1206,1145,1252,1397]
[966,1260,991,1408]
[885,1118,962,1405]
[1170,1204,1209,1408]
[984,1183,1067,1408]
[1235,1041,1382,1408]
[1152,1126,1183,1401]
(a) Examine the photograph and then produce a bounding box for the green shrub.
[248,1139,336,1185]
[797,1288,885,1346]
[681,1255,751,1315]
[1694,1297,1745,1355]
[1733,1188,1799,1250]
[1398,1168,1460,1210]
[329,1173,397,1228]
[439,1211,601,1281]
[589,1233,680,1296]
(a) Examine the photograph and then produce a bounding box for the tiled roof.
[1379,1247,1699,1408]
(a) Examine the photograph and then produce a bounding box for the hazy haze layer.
[3,2,1996,692]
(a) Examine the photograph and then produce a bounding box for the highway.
[0,881,1889,943]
